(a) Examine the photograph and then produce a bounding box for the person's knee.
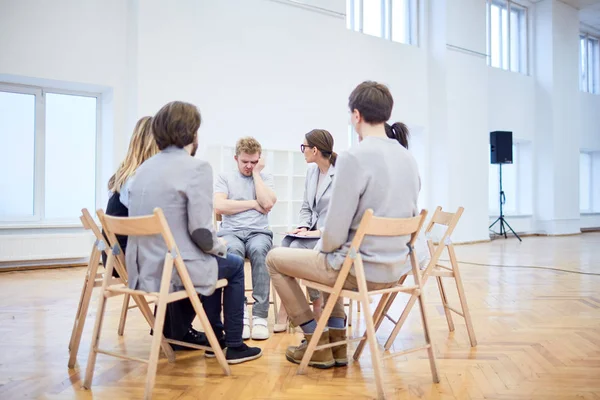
[266,248,283,276]
[248,241,272,261]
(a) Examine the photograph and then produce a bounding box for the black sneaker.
[169,328,209,351]
[205,337,226,358]
[225,343,262,364]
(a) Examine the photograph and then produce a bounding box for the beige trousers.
[266,248,394,327]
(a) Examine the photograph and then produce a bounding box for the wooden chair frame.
[298,209,439,399]
[383,206,477,348]
[68,208,133,368]
[82,208,230,399]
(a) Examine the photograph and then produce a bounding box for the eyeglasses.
[300,144,315,153]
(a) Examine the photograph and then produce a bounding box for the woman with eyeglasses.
[273,129,337,332]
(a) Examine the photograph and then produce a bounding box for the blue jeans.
[201,253,245,348]
[217,229,273,318]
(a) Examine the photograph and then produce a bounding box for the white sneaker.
[242,308,251,340]
[251,317,270,340]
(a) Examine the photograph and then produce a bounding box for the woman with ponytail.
[273,129,337,332]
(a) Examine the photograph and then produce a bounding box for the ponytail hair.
[385,122,410,149]
[305,129,337,166]
[329,151,338,166]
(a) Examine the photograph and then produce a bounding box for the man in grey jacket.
[126,101,261,364]
[266,81,420,369]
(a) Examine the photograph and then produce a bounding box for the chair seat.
[300,279,420,301]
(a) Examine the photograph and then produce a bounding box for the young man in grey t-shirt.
[214,137,277,340]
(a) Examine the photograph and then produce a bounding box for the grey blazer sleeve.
[187,162,227,258]
[297,168,313,228]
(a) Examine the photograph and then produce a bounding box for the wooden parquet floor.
[0,233,599,399]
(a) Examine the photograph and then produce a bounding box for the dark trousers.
[201,253,246,348]
[157,253,245,346]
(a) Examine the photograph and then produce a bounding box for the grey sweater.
[315,136,420,283]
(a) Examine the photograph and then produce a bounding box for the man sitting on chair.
[126,101,261,364]
[266,81,420,369]
[214,137,277,340]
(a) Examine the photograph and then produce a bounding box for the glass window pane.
[589,37,599,94]
[0,91,35,219]
[363,0,383,38]
[501,6,509,70]
[580,36,588,92]
[44,93,97,220]
[580,153,591,211]
[510,4,526,73]
[391,0,408,44]
[491,4,501,68]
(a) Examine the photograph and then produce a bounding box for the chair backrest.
[420,206,464,277]
[97,207,187,278]
[346,209,428,265]
[80,208,105,242]
[424,206,463,237]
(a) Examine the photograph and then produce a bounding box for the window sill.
[0,221,87,230]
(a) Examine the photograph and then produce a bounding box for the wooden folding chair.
[68,208,132,368]
[298,209,439,399]
[83,208,230,399]
[383,206,476,348]
[214,212,280,322]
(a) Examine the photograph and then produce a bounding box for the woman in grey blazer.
[274,129,337,332]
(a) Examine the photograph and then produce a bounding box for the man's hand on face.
[253,156,266,175]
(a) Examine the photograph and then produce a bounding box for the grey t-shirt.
[215,171,274,231]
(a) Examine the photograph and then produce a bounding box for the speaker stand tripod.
[489,164,522,241]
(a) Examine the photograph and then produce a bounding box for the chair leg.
[353,260,386,399]
[132,294,176,363]
[69,248,101,368]
[271,281,279,323]
[69,254,93,351]
[436,276,455,332]
[117,294,130,336]
[416,288,440,383]
[145,292,168,399]
[353,292,392,360]
[449,246,477,347]
[82,253,113,390]
[384,293,418,350]
[348,300,353,327]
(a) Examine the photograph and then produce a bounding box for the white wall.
[136,0,428,154]
[1,0,600,264]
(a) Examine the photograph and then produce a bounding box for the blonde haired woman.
[104,116,158,258]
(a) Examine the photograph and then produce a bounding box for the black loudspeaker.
[490,131,513,164]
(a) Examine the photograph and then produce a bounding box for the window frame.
[486,0,529,75]
[347,0,419,46]
[580,152,593,213]
[580,33,600,94]
[0,82,102,226]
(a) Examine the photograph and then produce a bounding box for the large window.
[346,0,418,45]
[486,0,528,74]
[0,83,100,223]
[580,34,600,94]
[489,142,532,215]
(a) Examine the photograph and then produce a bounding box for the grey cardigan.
[125,146,226,296]
[315,136,420,283]
[298,164,335,231]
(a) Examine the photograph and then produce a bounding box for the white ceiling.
[530,0,600,31]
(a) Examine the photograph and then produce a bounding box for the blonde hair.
[235,136,262,156]
[108,116,159,193]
